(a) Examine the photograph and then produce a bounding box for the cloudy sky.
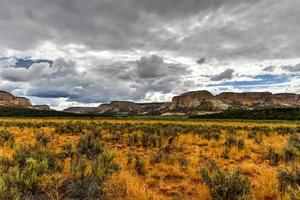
[0,0,300,110]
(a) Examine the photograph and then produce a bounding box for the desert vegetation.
[0,118,299,199]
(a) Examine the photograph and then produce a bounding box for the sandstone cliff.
[29,105,51,111]
[62,90,300,115]
[170,90,228,111]
[0,91,32,107]
[171,91,300,112]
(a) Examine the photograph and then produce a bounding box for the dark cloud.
[283,64,300,72]
[15,58,53,69]
[211,69,234,81]
[0,63,50,82]
[0,55,190,103]
[0,0,300,108]
[196,58,206,65]
[0,0,278,59]
[136,55,168,78]
[263,66,276,72]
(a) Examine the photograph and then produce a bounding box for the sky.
[0,0,300,110]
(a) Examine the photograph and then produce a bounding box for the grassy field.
[0,118,299,199]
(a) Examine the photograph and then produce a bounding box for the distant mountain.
[29,105,52,111]
[64,90,300,115]
[3,90,300,116]
[0,91,51,111]
[169,91,300,114]
[0,91,32,107]
[63,102,166,115]
[63,107,99,114]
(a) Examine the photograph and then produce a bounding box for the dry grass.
[0,118,299,199]
[104,171,163,200]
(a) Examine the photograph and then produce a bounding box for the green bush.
[60,150,119,199]
[13,145,59,171]
[278,166,300,192]
[35,130,51,146]
[200,160,252,200]
[266,146,281,165]
[0,156,14,174]
[134,155,147,176]
[0,130,15,147]
[284,134,300,162]
[221,147,230,159]
[224,135,237,148]
[77,132,105,159]
[0,158,49,199]
[59,142,75,158]
[286,186,300,200]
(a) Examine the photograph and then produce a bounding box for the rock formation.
[63,107,99,114]
[58,90,300,115]
[98,101,165,115]
[0,91,32,107]
[170,90,229,111]
[29,105,51,111]
[171,91,300,112]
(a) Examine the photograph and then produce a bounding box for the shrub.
[221,147,230,159]
[59,142,75,158]
[278,166,300,192]
[237,139,245,150]
[0,158,49,199]
[286,186,300,200]
[224,135,237,148]
[150,151,164,164]
[283,134,300,162]
[55,121,85,135]
[77,132,105,159]
[178,154,188,168]
[248,132,262,144]
[127,151,134,166]
[0,130,15,147]
[60,149,119,199]
[13,145,59,171]
[134,155,147,176]
[35,130,51,146]
[266,146,281,165]
[128,133,139,146]
[200,160,252,200]
[0,156,14,174]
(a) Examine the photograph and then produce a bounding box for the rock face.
[170,91,229,111]
[63,90,300,115]
[271,93,300,107]
[0,91,32,107]
[216,92,300,108]
[63,107,99,114]
[171,91,300,112]
[30,105,51,111]
[216,92,274,108]
[98,101,139,114]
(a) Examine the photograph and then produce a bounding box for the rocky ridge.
[0,91,52,110]
[2,90,300,115]
[87,90,300,115]
[0,91,32,107]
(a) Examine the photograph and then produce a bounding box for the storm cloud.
[0,0,300,109]
[211,69,235,81]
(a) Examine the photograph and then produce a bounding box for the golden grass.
[104,171,164,200]
[0,118,299,199]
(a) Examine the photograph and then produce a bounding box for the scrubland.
[0,118,299,200]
